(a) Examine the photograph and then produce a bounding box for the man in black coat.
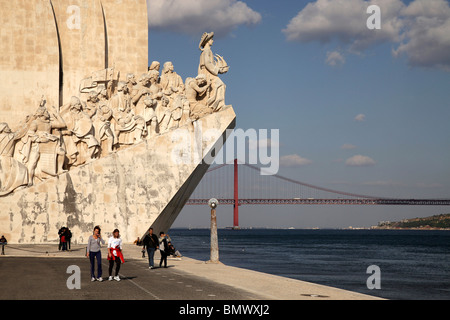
[0,235,7,255]
[142,227,159,269]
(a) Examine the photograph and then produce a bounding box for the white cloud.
[345,154,376,166]
[280,154,313,167]
[325,50,346,66]
[147,0,261,37]
[354,114,366,122]
[393,0,450,70]
[283,0,450,71]
[283,0,403,51]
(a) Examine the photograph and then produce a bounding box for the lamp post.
[207,198,219,263]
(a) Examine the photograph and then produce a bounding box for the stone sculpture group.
[0,32,229,196]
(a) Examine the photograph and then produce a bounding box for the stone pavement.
[0,242,383,300]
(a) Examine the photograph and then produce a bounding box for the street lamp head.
[208,198,219,209]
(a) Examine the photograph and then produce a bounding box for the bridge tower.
[233,159,240,229]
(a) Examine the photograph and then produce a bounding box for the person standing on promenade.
[142,227,159,269]
[108,229,124,281]
[87,226,105,282]
[159,231,169,268]
[0,235,7,255]
[60,227,68,251]
[58,226,65,250]
[66,227,72,251]
[134,237,145,257]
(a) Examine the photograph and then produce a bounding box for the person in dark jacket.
[65,227,72,251]
[58,227,65,250]
[0,235,7,255]
[142,228,159,269]
[60,227,68,251]
[158,231,169,268]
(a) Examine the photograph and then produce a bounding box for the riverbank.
[375,213,450,230]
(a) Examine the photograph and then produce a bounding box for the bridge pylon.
[233,158,240,229]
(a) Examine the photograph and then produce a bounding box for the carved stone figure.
[142,96,158,136]
[148,70,163,99]
[160,62,185,99]
[126,73,137,96]
[156,96,171,134]
[180,95,192,128]
[97,84,110,102]
[0,122,29,195]
[85,91,101,118]
[146,69,166,128]
[131,73,151,117]
[185,74,212,121]
[61,97,99,166]
[110,82,146,145]
[198,32,229,111]
[167,95,184,130]
[26,104,67,184]
[87,101,114,157]
[148,61,160,74]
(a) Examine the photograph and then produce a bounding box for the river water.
[167,228,450,300]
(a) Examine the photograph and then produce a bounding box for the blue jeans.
[146,247,156,267]
[89,251,102,278]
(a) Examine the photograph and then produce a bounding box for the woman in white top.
[107,229,124,281]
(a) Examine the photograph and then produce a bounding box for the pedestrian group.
[86,226,179,282]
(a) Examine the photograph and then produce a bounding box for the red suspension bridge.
[186,159,450,228]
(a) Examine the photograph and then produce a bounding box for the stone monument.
[0,1,236,244]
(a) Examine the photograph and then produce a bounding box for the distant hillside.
[376,213,450,230]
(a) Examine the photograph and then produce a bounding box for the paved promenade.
[0,242,382,301]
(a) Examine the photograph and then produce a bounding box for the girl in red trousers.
[107,229,124,281]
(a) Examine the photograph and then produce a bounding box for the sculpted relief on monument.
[0,32,230,196]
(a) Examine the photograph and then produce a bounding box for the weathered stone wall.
[0,0,148,129]
[0,0,60,129]
[50,0,107,105]
[0,107,236,244]
[102,0,149,78]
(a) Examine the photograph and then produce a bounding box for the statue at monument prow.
[0,31,231,197]
[198,32,230,112]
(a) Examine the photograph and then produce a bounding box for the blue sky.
[146,0,450,228]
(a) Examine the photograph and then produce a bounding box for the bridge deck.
[186,198,450,206]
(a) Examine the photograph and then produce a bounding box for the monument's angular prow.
[0,106,236,243]
[150,111,236,236]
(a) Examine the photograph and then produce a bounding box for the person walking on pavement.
[86,226,105,282]
[159,231,169,268]
[142,227,159,269]
[108,229,124,281]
